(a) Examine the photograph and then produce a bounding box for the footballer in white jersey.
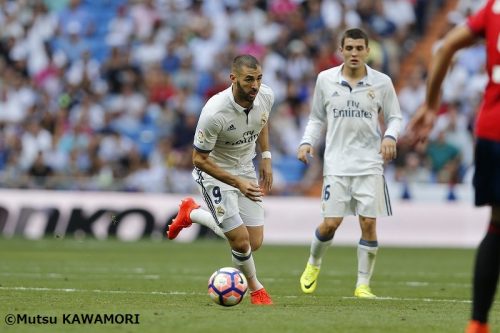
[192,83,274,226]
[299,28,402,299]
[168,55,274,305]
[300,64,402,176]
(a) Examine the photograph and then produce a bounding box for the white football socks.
[190,208,227,239]
[308,229,334,267]
[356,240,378,287]
[231,249,263,292]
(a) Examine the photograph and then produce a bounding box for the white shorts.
[321,175,392,218]
[192,168,264,233]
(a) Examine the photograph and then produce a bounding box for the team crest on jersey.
[367,90,375,100]
[216,206,225,216]
[196,129,205,144]
[261,113,268,126]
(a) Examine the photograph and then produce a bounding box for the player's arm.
[408,24,477,143]
[257,123,273,193]
[298,76,324,164]
[426,25,476,110]
[192,149,263,202]
[381,81,402,161]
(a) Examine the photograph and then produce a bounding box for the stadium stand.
[0,0,484,198]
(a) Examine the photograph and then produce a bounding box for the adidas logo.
[227,124,236,131]
[331,91,340,97]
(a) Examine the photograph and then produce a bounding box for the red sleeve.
[467,0,492,36]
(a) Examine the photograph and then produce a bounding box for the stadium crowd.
[0,0,486,197]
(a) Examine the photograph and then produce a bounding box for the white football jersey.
[300,64,402,176]
[194,84,274,171]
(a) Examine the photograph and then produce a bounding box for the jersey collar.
[337,64,374,87]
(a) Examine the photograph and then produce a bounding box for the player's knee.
[228,235,251,253]
[250,236,263,251]
[321,218,342,234]
[318,226,335,238]
[359,216,377,236]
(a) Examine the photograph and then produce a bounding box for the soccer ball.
[208,267,248,306]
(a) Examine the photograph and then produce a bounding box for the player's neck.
[341,65,366,86]
[234,98,252,109]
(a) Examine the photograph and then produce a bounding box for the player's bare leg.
[247,225,263,252]
[466,205,500,333]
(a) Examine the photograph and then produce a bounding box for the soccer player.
[167,54,273,305]
[407,1,500,332]
[298,28,402,298]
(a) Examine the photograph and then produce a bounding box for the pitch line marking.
[1,286,481,304]
[0,286,205,296]
[342,296,472,303]
[0,272,160,280]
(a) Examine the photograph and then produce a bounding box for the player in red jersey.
[408,1,500,332]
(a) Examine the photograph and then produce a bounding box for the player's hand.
[237,178,264,202]
[406,105,438,146]
[259,158,273,193]
[380,137,397,161]
[297,144,314,164]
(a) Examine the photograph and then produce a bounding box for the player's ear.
[229,73,237,83]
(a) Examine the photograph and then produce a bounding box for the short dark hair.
[341,28,369,48]
[232,54,260,73]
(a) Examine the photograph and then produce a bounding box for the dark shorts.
[473,138,500,206]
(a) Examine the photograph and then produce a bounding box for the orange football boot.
[250,288,273,305]
[167,197,200,240]
[465,320,490,333]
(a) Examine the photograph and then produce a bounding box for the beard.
[235,81,257,103]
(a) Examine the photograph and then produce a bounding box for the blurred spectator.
[20,119,52,170]
[66,49,101,88]
[426,130,461,184]
[28,151,54,188]
[106,4,134,48]
[430,102,474,175]
[101,46,141,94]
[402,151,431,183]
[55,21,90,64]
[320,0,361,31]
[132,32,166,69]
[230,0,266,41]
[129,0,160,41]
[398,65,426,127]
[144,64,177,104]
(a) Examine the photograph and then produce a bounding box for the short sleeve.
[193,111,222,153]
[467,0,491,36]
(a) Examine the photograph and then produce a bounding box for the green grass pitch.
[0,238,498,333]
